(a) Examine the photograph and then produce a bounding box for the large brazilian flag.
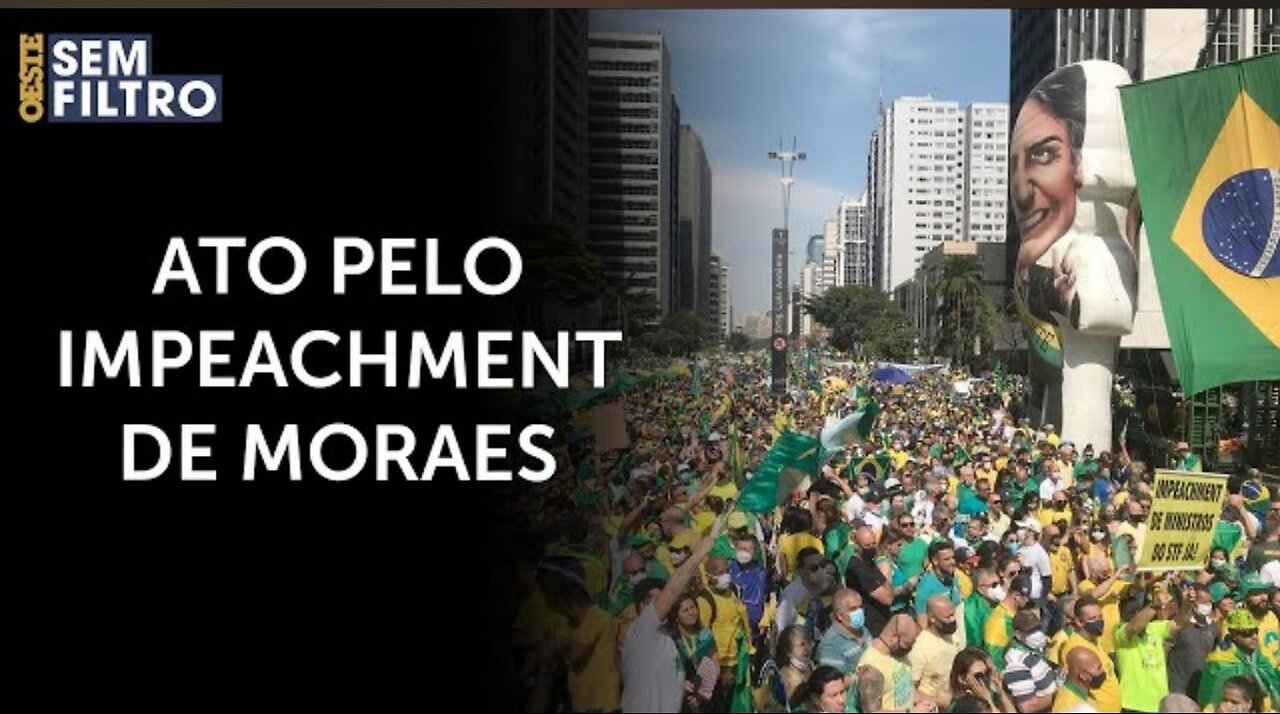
[1120,53,1280,396]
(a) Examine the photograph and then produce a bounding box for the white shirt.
[1018,542,1052,600]
[776,578,818,633]
[1039,477,1062,501]
[843,494,866,522]
[1262,559,1280,587]
[621,603,684,713]
[912,495,935,528]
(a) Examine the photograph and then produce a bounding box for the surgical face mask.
[1023,631,1049,650]
[1196,603,1214,618]
[790,657,812,673]
[712,573,732,590]
[670,551,688,566]
[1091,530,1106,541]
[735,550,754,565]
[1006,542,1020,554]
[1211,558,1227,569]
[987,585,1006,603]
[847,608,866,632]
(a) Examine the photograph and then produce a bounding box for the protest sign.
[1137,469,1228,571]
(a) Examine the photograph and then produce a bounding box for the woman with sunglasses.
[949,648,1016,713]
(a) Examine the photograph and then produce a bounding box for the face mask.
[1196,603,1214,618]
[790,657,812,673]
[713,573,732,590]
[889,643,912,658]
[848,608,866,632]
[1092,530,1106,541]
[936,620,958,636]
[1024,631,1049,650]
[1086,671,1107,690]
[735,550,754,565]
[987,585,1006,603]
[670,552,688,566]
[1083,619,1105,638]
[861,547,879,561]
[1006,542,1020,554]
[1211,558,1227,569]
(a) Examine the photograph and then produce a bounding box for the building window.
[1208,8,1242,64]
[1257,8,1279,53]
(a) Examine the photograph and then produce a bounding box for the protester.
[909,595,963,709]
[949,647,1017,713]
[1003,610,1058,713]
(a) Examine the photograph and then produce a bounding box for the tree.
[934,256,997,365]
[726,331,752,353]
[805,285,918,360]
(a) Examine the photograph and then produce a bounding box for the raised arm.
[654,516,723,621]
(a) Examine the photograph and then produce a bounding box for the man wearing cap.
[1173,441,1202,472]
[985,574,1032,668]
[1198,607,1280,710]
[1242,574,1280,666]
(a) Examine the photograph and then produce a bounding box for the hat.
[727,512,749,530]
[1010,574,1034,598]
[1209,582,1231,604]
[668,530,696,551]
[1242,573,1271,594]
[883,477,902,493]
[1226,607,1260,630]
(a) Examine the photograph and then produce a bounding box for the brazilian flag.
[1120,53,1280,396]
[854,452,891,480]
[736,432,820,513]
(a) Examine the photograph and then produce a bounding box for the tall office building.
[821,219,841,291]
[1007,8,1278,347]
[488,11,589,242]
[963,104,1009,243]
[587,32,676,316]
[839,195,870,286]
[718,262,731,338]
[867,96,999,293]
[678,125,712,320]
[707,253,726,339]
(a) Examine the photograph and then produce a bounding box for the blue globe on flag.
[1202,167,1280,278]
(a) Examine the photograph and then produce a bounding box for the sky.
[590,9,1011,318]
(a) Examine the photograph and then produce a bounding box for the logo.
[773,336,787,351]
[18,33,221,123]
[1203,167,1280,278]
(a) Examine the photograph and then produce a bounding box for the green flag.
[727,426,747,488]
[819,399,880,458]
[1119,53,1280,395]
[737,432,820,513]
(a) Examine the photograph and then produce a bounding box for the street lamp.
[767,138,805,396]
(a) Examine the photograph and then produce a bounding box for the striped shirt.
[1004,643,1059,707]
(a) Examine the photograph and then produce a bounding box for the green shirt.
[1006,477,1038,511]
[897,537,929,580]
[1114,619,1172,711]
[914,571,962,615]
[963,592,993,652]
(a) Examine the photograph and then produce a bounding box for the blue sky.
[591,9,1010,317]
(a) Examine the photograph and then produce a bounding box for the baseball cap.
[1010,574,1034,598]
[1242,573,1271,594]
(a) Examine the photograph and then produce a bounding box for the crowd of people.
[510,354,1280,713]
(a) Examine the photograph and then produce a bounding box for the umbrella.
[870,366,912,384]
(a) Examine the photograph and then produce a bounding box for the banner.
[586,400,630,454]
[737,431,820,513]
[1137,469,1228,571]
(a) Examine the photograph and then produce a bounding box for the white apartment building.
[840,194,870,286]
[963,103,1009,243]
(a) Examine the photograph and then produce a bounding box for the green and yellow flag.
[1120,53,1280,395]
[736,432,820,513]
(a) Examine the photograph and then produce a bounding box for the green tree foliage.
[726,331,752,353]
[934,255,997,365]
[804,285,918,360]
[639,310,708,356]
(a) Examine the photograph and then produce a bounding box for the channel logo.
[18,33,221,123]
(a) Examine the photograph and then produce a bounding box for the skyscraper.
[587,32,675,316]
[839,195,870,286]
[708,253,722,339]
[678,125,713,320]
[866,96,1003,293]
[719,262,731,338]
[821,219,841,291]
[962,103,1009,243]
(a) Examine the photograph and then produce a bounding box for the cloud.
[711,163,851,316]
[798,10,934,86]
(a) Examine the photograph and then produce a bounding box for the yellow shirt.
[560,606,621,712]
[1049,545,1074,595]
[1051,680,1097,713]
[779,532,824,581]
[1046,629,1070,667]
[1039,506,1073,531]
[984,602,1016,654]
[692,510,717,536]
[995,456,1010,473]
[957,569,973,599]
[710,482,740,501]
[860,645,915,712]
[1077,579,1127,655]
[514,589,568,642]
[698,590,753,665]
[1046,433,1062,447]
[890,449,910,470]
[975,466,998,489]
[908,629,960,705]
[1061,632,1120,712]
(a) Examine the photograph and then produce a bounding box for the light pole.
[767,138,805,396]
